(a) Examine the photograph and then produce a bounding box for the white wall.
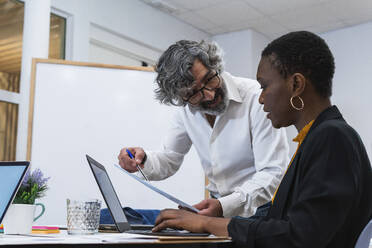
[321,22,372,159]
[89,43,143,67]
[89,23,159,66]
[16,0,51,161]
[213,29,269,79]
[51,0,209,62]
[213,24,372,158]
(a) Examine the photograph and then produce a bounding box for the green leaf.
[12,169,49,204]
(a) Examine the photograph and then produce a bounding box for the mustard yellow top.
[271,120,315,203]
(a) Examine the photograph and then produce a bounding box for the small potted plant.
[3,168,50,234]
[13,168,50,204]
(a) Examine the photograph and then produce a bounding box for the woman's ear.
[291,73,306,96]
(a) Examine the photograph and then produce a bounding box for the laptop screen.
[86,155,131,232]
[0,161,30,223]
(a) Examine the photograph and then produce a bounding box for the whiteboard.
[28,59,204,225]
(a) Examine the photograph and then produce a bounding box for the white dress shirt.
[141,72,289,217]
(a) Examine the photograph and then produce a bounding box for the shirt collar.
[293,120,315,145]
[221,72,243,104]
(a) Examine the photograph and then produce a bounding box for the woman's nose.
[258,93,264,104]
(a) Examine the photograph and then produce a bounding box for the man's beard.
[189,80,228,116]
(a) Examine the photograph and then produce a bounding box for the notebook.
[0,161,30,223]
[86,155,209,237]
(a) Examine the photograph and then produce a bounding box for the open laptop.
[86,155,209,237]
[0,161,30,223]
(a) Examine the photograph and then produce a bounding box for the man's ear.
[291,73,306,96]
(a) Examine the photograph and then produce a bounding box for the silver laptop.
[0,161,30,223]
[86,155,209,236]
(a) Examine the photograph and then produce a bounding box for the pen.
[126,149,149,181]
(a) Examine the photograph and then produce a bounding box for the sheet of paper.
[157,235,231,241]
[92,232,158,240]
[113,164,199,213]
[93,233,158,243]
[0,231,158,245]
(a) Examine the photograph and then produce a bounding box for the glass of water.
[66,199,101,235]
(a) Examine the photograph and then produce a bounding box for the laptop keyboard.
[99,224,209,236]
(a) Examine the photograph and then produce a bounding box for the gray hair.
[154,40,224,106]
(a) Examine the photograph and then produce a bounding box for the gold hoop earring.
[290,96,304,111]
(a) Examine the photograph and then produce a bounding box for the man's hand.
[193,198,223,217]
[118,147,146,172]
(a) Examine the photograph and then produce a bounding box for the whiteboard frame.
[27,58,153,161]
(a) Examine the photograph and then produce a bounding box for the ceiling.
[2,0,372,74]
[141,0,372,38]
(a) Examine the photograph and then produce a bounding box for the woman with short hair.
[153,31,372,248]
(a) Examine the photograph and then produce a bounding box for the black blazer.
[228,106,372,248]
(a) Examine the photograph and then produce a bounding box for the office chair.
[355,219,372,248]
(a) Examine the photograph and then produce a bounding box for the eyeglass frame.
[182,71,221,105]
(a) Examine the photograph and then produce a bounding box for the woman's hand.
[152,209,231,236]
[153,209,207,233]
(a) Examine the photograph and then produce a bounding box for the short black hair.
[262,31,335,98]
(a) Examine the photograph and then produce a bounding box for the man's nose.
[203,89,215,101]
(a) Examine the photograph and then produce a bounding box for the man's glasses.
[183,71,221,105]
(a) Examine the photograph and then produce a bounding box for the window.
[0,0,66,160]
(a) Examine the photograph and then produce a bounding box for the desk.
[0,231,233,248]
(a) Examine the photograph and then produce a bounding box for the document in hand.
[113,164,199,213]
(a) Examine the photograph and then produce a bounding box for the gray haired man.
[108,40,289,224]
